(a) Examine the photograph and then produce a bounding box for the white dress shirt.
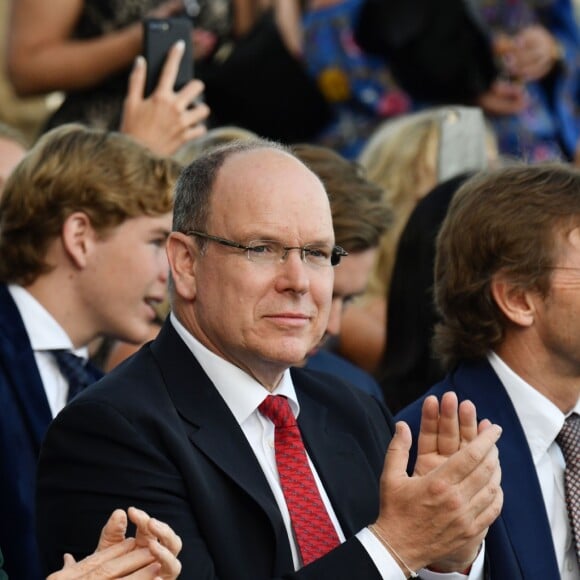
[489,351,580,579]
[8,284,88,417]
[171,313,484,579]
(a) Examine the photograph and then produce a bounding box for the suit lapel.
[294,372,381,536]
[150,322,294,566]
[0,285,52,451]
[452,361,560,578]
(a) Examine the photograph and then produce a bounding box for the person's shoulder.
[72,342,160,407]
[305,350,384,401]
[292,364,394,429]
[292,365,394,455]
[293,361,373,402]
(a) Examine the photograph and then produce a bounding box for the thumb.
[383,421,413,481]
[62,553,77,569]
[96,509,128,551]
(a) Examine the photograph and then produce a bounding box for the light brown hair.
[434,163,580,369]
[0,124,181,285]
[291,144,392,252]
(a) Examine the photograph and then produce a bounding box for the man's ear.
[490,271,536,328]
[167,232,198,300]
[61,212,94,269]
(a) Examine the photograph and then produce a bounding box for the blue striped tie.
[51,350,98,402]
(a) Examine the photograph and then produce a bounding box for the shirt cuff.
[356,529,485,580]
[356,528,407,580]
[420,542,485,580]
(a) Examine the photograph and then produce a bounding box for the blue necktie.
[51,350,98,402]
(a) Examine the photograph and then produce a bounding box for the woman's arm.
[6,0,183,96]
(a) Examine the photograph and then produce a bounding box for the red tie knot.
[258,395,296,428]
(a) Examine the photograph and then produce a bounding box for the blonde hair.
[173,125,258,165]
[0,124,181,285]
[359,110,440,298]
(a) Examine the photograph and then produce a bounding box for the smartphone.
[437,107,489,183]
[143,17,193,97]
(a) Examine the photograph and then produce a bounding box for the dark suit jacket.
[396,359,561,579]
[37,320,395,578]
[0,284,53,580]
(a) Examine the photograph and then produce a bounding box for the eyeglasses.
[186,230,348,267]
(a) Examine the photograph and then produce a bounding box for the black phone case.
[143,17,193,97]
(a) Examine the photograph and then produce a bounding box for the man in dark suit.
[0,123,181,580]
[397,164,580,579]
[38,140,503,579]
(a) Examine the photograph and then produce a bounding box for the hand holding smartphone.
[143,17,193,97]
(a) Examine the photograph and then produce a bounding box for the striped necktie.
[51,350,98,402]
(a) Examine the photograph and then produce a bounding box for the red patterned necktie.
[556,413,580,564]
[258,395,340,566]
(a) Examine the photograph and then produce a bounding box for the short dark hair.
[172,138,289,239]
[434,163,580,369]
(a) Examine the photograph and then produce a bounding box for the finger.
[156,41,186,94]
[126,56,147,105]
[149,538,182,578]
[180,101,210,129]
[175,79,205,110]
[181,123,208,145]
[96,509,128,551]
[46,553,77,579]
[148,518,183,556]
[383,421,413,484]
[84,547,156,579]
[416,395,440,456]
[477,418,492,433]
[458,399,478,445]
[129,506,156,548]
[462,452,503,531]
[434,423,502,485]
[437,391,461,456]
[56,539,136,576]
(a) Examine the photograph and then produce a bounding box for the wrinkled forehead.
[209,148,334,240]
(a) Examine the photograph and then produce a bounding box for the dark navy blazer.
[0,284,53,580]
[0,284,101,580]
[397,359,561,579]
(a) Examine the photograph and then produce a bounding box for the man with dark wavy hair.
[398,163,580,579]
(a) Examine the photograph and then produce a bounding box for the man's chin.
[294,345,319,367]
[293,355,310,368]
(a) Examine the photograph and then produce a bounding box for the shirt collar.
[488,351,580,463]
[8,284,88,360]
[170,312,300,425]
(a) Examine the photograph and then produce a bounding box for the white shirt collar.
[170,312,300,424]
[488,351,580,464]
[8,284,88,359]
